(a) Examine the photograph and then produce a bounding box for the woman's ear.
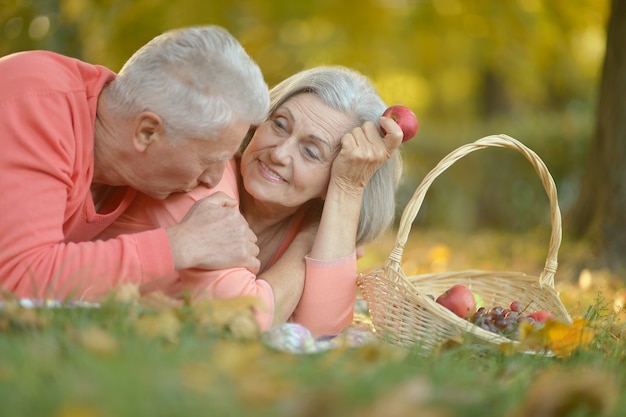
[133,111,163,152]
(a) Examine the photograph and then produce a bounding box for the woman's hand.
[330,116,403,196]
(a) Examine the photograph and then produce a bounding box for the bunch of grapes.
[469,300,542,340]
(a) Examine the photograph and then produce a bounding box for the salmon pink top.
[97,160,357,336]
[0,51,176,300]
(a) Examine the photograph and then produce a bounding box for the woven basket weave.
[357,134,572,352]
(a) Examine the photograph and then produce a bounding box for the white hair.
[107,25,269,141]
[265,66,403,245]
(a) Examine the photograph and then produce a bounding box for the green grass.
[0,295,625,417]
[2,229,625,417]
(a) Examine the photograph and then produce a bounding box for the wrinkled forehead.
[283,93,359,142]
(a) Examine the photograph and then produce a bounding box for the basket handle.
[386,134,562,288]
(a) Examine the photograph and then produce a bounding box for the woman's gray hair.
[267,66,403,245]
[107,25,269,141]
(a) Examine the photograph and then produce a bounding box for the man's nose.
[200,161,226,187]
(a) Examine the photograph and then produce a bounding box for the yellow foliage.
[0,299,49,330]
[508,367,618,417]
[135,309,182,344]
[191,296,263,340]
[54,404,102,417]
[76,326,119,356]
[503,317,595,357]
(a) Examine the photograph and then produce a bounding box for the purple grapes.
[469,300,543,339]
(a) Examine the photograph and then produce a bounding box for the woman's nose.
[269,138,293,165]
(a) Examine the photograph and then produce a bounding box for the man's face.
[135,121,250,200]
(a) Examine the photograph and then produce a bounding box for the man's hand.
[166,192,260,273]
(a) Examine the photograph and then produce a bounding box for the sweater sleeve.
[96,161,277,329]
[170,268,276,332]
[289,251,357,337]
[0,52,176,301]
[66,229,176,300]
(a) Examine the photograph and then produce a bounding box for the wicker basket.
[357,134,572,352]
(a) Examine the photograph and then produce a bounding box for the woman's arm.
[170,215,317,330]
[311,117,402,259]
[291,117,403,336]
[258,211,318,325]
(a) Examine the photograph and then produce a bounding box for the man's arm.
[1,97,258,302]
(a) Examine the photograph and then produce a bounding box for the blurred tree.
[0,0,81,57]
[0,0,610,232]
[567,0,626,274]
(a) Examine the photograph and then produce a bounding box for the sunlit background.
[1,0,611,273]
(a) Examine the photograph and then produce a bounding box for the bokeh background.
[0,0,611,274]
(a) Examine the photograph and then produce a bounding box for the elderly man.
[0,25,269,300]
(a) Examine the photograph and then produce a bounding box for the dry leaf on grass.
[135,309,181,343]
[608,322,626,340]
[138,290,183,311]
[357,377,449,417]
[191,296,262,339]
[520,318,595,356]
[111,283,141,304]
[0,299,49,330]
[501,318,595,357]
[53,404,103,417]
[434,334,465,354]
[75,326,119,356]
[206,340,296,407]
[508,367,618,417]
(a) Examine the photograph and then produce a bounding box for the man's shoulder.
[1,50,85,76]
[0,51,115,99]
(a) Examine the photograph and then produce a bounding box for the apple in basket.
[527,310,554,323]
[436,284,476,319]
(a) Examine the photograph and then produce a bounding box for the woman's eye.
[303,146,321,160]
[272,117,287,131]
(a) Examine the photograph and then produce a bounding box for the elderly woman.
[97,66,403,337]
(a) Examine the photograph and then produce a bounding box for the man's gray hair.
[107,25,269,141]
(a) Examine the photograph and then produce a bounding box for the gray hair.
[267,66,403,245]
[107,25,269,141]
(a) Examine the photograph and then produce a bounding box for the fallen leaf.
[358,377,449,417]
[208,340,295,407]
[0,299,48,330]
[53,404,102,417]
[135,309,181,343]
[138,290,183,311]
[608,322,626,340]
[508,367,618,417]
[76,326,119,356]
[112,283,141,304]
[434,334,465,354]
[516,318,595,356]
[191,297,262,339]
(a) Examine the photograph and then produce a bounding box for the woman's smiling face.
[240,93,357,209]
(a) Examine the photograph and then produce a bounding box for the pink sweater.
[0,51,175,300]
[97,160,357,336]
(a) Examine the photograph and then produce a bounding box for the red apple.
[527,310,554,323]
[436,284,476,319]
[382,105,419,142]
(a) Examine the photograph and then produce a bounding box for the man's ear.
[132,111,163,152]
